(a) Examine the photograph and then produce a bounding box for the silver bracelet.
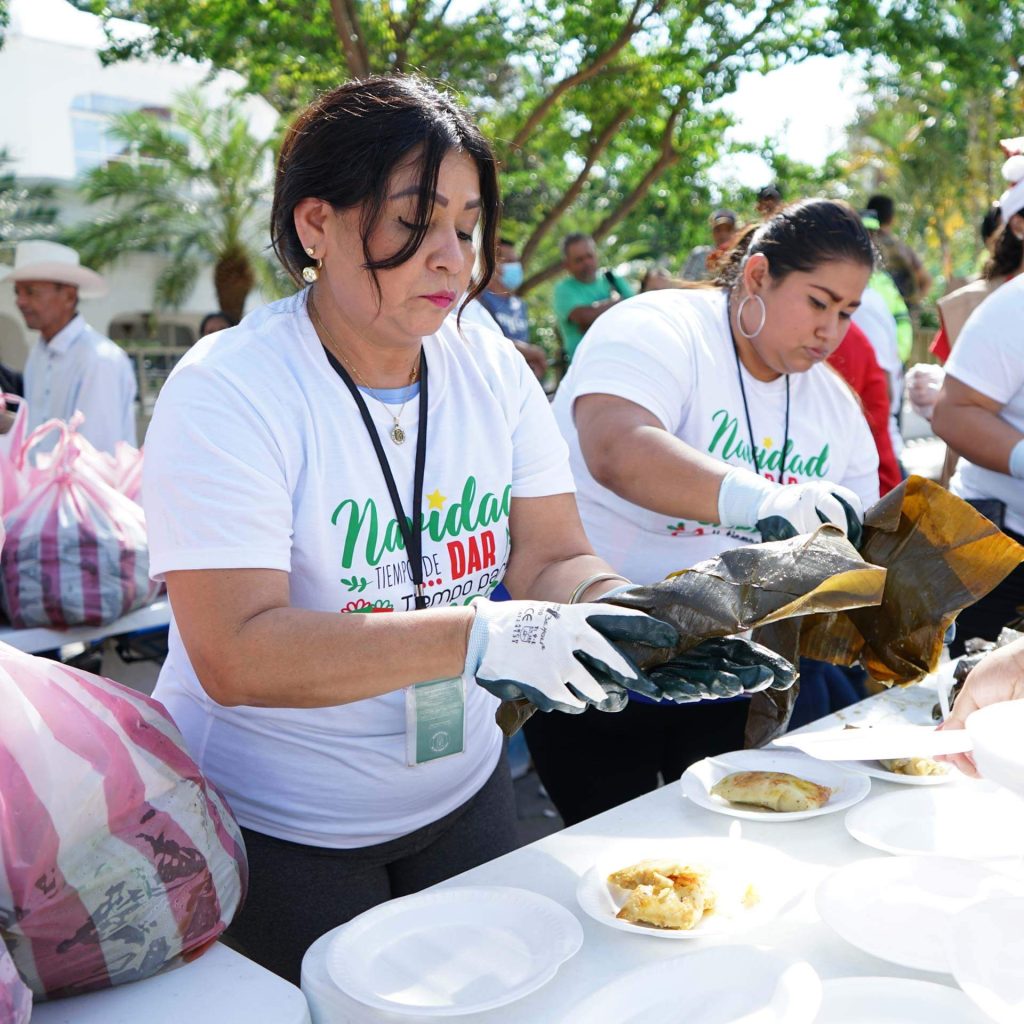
[568,572,629,605]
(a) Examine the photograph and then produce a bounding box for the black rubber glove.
[642,637,798,703]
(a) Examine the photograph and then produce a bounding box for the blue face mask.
[500,261,523,291]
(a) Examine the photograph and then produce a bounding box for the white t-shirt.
[551,289,880,585]
[945,274,1024,535]
[852,286,904,456]
[144,290,573,848]
[458,298,503,334]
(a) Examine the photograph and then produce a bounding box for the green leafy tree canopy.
[74,0,864,294]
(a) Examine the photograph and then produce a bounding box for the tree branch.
[329,0,371,77]
[697,0,795,80]
[508,0,665,154]
[520,105,633,267]
[520,97,685,294]
[392,0,429,69]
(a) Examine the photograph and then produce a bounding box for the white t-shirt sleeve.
[945,280,1024,406]
[143,364,294,579]
[564,296,696,432]
[506,340,575,497]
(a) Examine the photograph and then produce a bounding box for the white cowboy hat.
[1,240,108,299]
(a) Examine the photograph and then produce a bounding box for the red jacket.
[827,322,901,495]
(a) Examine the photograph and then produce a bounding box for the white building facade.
[0,0,278,371]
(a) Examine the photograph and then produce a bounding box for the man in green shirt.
[553,233,633,362]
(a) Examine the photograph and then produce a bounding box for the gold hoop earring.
[302,247,322,284]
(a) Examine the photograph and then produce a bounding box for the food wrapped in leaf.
[605,529,885,666]
[496,477,1024,741]
[799,477,1024,685]
[495,530,886,736]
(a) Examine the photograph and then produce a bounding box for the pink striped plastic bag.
[113,440,143,503]
[0,645,248,999]
[0,939,32,1024]
[1,421,161,628]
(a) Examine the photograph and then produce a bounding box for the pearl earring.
[302,246,321,283]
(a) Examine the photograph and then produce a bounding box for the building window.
[70,94,170,176]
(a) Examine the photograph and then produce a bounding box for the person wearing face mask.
[525,199,880,826]
[476,237,547,379]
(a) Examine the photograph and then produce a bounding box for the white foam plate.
[772,725,971,761]
[561,947,821,1024]
[833,758,955,786]
[576,837,801,940]
[816,856,1024,973]
[325,886,582,1016]
[947,897,1024,1024]
[967,700,1024,799]
[816,977,993,1023]
[681,748,871,821]
[844,786,1024,858]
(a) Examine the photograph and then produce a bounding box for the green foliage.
[64,89,285,318]
[836,0,1024,288]
[72,0,858,299]
[0,150,58,262]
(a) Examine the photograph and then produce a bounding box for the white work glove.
[465,599,678,714]
[718,466,864,546]
[906,363,945,422]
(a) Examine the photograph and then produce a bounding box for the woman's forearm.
[511,553,629,604]
[933,402,1021,475]
[224,605,476,708]
[585,420,729,523]
[167,568,477,710]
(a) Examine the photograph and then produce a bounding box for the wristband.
[567,573,629,605]
[1009,439,1024,480]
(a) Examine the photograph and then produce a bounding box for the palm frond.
[73,86,275,313]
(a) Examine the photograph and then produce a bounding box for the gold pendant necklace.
[309,296,419,445]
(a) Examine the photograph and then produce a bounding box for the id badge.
[405,677,466,766]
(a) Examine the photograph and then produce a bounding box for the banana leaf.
[496,477,1024,743]
[496,529,886,737]
[799,476,1024,685]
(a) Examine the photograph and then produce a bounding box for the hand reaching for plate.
[939,636,1024,777]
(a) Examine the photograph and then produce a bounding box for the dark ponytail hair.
[717,199,874,288]
[983,221,1024,281]
[270,75,500,308]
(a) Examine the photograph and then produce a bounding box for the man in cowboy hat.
[4,241,137,453]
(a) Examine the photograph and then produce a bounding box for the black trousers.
[950,525,1024,658]
[523,658,865,827]
[523,697,750,827]
[225,752,517,984]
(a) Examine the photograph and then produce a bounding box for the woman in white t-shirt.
[932,152,1024,655]
[933,256,1024,654]
[143,77,795,982]
[526,199,880,825]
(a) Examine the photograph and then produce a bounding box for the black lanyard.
[322,346,430,610]
[727,295,790,480]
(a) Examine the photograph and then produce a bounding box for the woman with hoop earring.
[524,199,881,826]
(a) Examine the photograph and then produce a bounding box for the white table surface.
[0,596,170,654]
[31,942,310,1023]
[302,670,1004,1023]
